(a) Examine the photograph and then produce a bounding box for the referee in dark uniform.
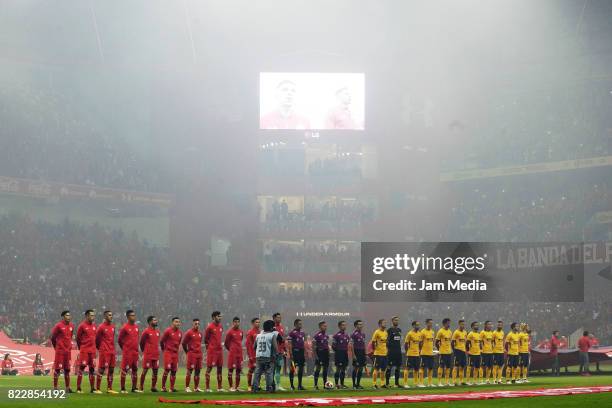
[386,316,403,388]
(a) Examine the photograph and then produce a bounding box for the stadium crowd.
[447,173,612,242]
[445,83,612,170]
[261,198,375,234]
[2,211,608,346]
[0,84,166,192]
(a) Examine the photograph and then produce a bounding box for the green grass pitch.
[1,372,611,408]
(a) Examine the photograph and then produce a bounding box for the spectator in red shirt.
[2,353,18,375]
[550,331,561,376]
[577,331,592,375]
[32,353,50,376]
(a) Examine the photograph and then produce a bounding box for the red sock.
[235,370,241,388]
[131,370,138,390]
[217,368,222,389]
[77,370,83,390]
[186,371,191,388]
[247,368,253,387]
[140,370,146,390]
[108,369,114,389]
[64,372,70,389]
[152,370,158,389]
[228,369,233,388]
[96,372,102,390]
[88,370,95,390]
[120,370,127,390]
[162,370,169,389]
[205,370,211,389]
[170,372,176,390]
[53,370,60,389]
[194,374,200,389]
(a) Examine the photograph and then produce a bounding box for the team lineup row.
[48,309,532,394]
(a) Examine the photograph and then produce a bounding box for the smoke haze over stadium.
[0,1,611,400]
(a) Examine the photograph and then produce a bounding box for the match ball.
[324,381,334,389]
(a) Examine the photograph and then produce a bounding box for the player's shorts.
[206,350,223,368]
[421,355,434,369]
[352,349,367,368]
[334,350,348,368]
[142,358,159,370]
[227,352,242,370]
[372,355,387,370]
[439,353,453,368]
[406,356,420,370]
[248,356,256,370]
[519,353,530,367]
[453,350,467,367]
[186,353,203,370]
[507,354,519,368]
[291,349,305,367]
[78,351,96,368]
[493,353,505,366]
[98,352,116,369]
[315,349,330,366]
[482,353,493,368]
[121,352,139,371]
[53,351,71,371]
[163,352,179,371]
[468,354,481,368]
[388,352,403,367]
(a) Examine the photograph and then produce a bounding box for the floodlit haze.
[0,1,610,342]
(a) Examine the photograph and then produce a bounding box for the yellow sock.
[478,367,482,383]
[514,367,520,381]
[452,367,457,384]
[418,368,424,385]
[428,369,433,385]
[445,368,450,384]
[403,368,408,386]
[523,367,528,379]
[437,367,443,385]
[372,369,378,386]
[466,367,472,383]
[485,367,490,382]
[458,367,464,383]
[413,369,419,386]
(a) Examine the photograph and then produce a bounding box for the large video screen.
[260,72,365,130]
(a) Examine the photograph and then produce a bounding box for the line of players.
[50,309,253,393]
[368,317,532,389]
[49,309,531,394]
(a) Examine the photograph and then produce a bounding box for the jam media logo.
[361,242,588,302]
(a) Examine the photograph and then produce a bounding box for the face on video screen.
[259,72,365,131]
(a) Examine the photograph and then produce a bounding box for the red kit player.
[50,310,75,392]
[118,310,141,393]
[75,309,97,393]
[245,317,261,391]
[95,310,117,393]
[204,311,224,392]
[224,316,244,391]
[160,317,182,392]
[139,315,161,392]
[182,318,203,392]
